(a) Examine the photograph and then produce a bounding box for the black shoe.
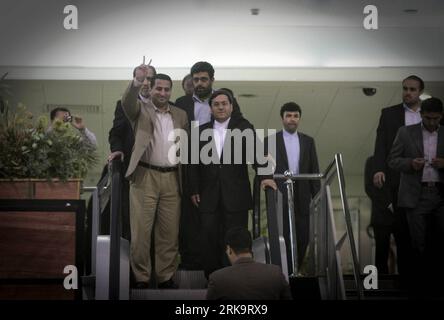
[133,281,149,289]
[158,279,178,289]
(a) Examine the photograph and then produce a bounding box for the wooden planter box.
[0,179,81,199]
[0,179,83,300]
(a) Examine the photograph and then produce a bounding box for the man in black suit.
[388,97,444,296]
[188,90,260,278]
[174,62,214,270]
[175,62,243,270]
[261,102,320,275]
[107,65,157,240]
[372,75,424,278]
[206,227,292,300]
[364,156,397,274]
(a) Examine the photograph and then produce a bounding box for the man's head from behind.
[420,97,443,132]
[191,61,214,99]
[280,102,302,134]
[225,227,253,265]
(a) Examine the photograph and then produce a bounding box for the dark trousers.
[370,185,412,288]
[373,224,395,274]
[372,208,411,276]
[200,203,248,278]
[405,186,444,297]
[279,182,311,275]
[282,205,309,275]
[179,198,203,269]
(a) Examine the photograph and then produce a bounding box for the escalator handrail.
[264,186,284,268]
[108,155,123,300]
[260,153,363,299]
[252,175,261,239]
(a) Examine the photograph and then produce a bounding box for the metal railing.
[252,176,285,270]
[84,156,129,300]
[255,153,364,300]
[82,169,111,276]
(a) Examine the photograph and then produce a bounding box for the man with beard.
[388,97,444,297]
[175,61,241,126]
[260,102,320,275]
[175,62,244,271]
[372,75,424,287]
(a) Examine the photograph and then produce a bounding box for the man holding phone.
[388,97,444,296]
[50,107,97,147]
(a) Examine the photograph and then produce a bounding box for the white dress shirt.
[214,118,231,158]
[404,103,421,126]
[283,129,300,174]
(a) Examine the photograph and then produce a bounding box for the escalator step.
[172,270,207,289]
[131,289,207,300]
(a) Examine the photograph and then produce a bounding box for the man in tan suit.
[122,65,189,289]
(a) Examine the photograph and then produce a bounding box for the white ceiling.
[1,0,444,72]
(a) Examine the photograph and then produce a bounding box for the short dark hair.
[150,73,173,89]
[190,61,215,79]
[209,89,233,106]
[182,74,192,88]
[225,227,252,254]
[132,65,157,78]
[50,107,70,121]
[219,87,234,97]
[402,75,425,91]
[280,102,302,118]
[420,97,443,114]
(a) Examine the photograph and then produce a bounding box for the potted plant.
[0,74,98,199]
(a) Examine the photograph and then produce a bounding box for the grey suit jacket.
[206,257,292,300]
[121,82,189,192]
[388,123,444,208]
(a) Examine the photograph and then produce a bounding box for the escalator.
[85,153,366,300]
[252,153,365,300]
[83,156,209,300]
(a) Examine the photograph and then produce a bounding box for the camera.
[63,115,72,123]
[362,88,377,96]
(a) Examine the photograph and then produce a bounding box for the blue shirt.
[283,129,300,174]
[193,94,212,125]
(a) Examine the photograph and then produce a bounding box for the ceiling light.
[403,9,418,14]
[250,8,260,16]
